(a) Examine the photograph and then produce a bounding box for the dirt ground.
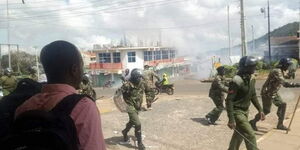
[95,71,300,150]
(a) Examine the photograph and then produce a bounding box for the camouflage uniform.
[226,74,262,150]
[250,69,300,130]
[121,80,153,150]
[205,74,228,124]
[142,69,159,108]
[80,82,95,99]
[286,58,298,79]
[0,75,17,96]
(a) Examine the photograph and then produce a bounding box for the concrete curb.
[241,108,300,150]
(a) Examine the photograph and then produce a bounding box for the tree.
[1,51,37,74]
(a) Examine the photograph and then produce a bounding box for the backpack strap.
[51,94,88,115]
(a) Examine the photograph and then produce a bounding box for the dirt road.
[95,77,300,150]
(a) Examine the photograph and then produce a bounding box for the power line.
[1,0,136,18]
[8,14,262,31]
[0,0,108,9]
[0,0,73,6]
[1,0,185,22]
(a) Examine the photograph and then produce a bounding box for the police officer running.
[249,58,300,131]
[121,68,155,150]
[226,56,265,150]
[205,66,228,125]
[143,65,160,109]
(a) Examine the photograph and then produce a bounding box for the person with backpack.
[8,41,106,150]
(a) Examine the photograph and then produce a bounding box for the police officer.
[285,58,298,79]
[121,68,154,150]
[205,66,228,125]
[226,56,265,150]
[249,58,300,131]
[143,65,160,109]
[80,73,96,100]
[0,68,17,96]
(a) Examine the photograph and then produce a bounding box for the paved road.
[96,77,300,150]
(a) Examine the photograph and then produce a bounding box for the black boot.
[277,123,288,130]
[277,103,288,130]
[135,125,145,150]
[249,114,260,131]
[122,123,132,142]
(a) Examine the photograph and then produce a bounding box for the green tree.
[1,51,37,74]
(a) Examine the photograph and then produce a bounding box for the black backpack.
[0,94,88,150]
[0,78,42,139]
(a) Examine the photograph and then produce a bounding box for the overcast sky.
[0,0,298,54]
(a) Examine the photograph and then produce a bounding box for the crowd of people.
[0,40,299,150]
[206,56,300,150]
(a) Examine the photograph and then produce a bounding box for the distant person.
[205,66,228,125]
[250,58,300,131]
[80,73,96,100]
[143,65,159,109]
[283,58,298,79]
[14,41,106,150]
[121,68,130,81]
[161,73,169,86]
[0,68,17,96]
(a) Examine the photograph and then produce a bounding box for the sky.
[0,0,298,54]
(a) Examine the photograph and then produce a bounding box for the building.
[81,51,96,70]
[89,46,189,87]
[264,36,300,61]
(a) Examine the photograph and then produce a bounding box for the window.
[113,52,121,63]
[170,50,176,58]
[162,50,169,59]
[90,57,96,61]
[99,53,111,63]
[154,51,161,60]
[128,52,136,62]
[144,51,153,61]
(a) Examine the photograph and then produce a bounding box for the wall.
[121,49,144,71]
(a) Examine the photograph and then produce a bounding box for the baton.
[286,96,300,134]
[233,128,260,150]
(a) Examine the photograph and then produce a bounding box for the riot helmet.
[216,66,225,76]
[130,68,143,84]
[82,73,90,84]
[144,65,150,70]
[238,56,258,75]
[278,58,292,71]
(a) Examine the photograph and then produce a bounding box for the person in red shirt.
[15,40,106,150]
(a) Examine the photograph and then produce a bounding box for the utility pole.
[251,25,255,52]
[17,45,20,73]
[298,0,300,61]
[240,0,247,56]
[267,0,271,63]
[158,29,162,46]
[227,5,231,57]
[0,45,2,71]
[35,47,40,80]
[6,0,11,69]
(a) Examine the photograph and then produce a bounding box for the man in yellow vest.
[161,73,169,85]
